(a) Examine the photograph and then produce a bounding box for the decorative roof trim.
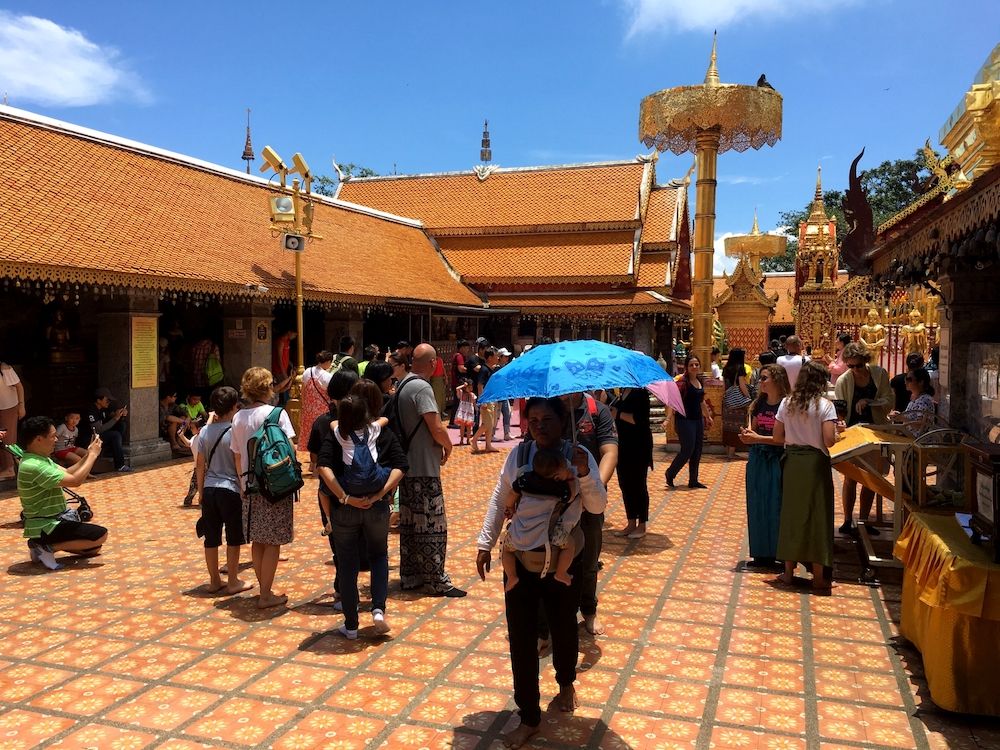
[345,158,652,183]
[429,220,642,237]
[0,104,425,230]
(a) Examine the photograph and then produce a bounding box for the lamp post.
[639,35,782,367]
[260,147,321,435]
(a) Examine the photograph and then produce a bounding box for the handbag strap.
[206,426,232,474]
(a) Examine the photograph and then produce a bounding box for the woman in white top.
[0,361,26,479]
[298,350,335,455]
[231,367,296,609]
[773,360,840,592]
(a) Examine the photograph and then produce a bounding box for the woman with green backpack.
[231,367,300,610]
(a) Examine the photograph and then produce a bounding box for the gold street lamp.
[260,146,322,435]
[639,35,783,367]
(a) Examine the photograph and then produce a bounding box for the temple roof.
[0,106,481,308]
[338,161,650,234]
[639,187,680,247]
[436,232,635,286]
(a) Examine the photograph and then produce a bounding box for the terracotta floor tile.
[48,722,158,749]
[27,674,145,715]
[105,684,222,731]
[0,452,971,748]
[0,708,77,749]
[183,696,300,746]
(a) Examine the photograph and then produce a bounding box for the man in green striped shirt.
[17,416,108,570]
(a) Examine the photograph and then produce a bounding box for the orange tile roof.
[712,271,851,324]
[0,108,481,308]
[338,162,647,231]
[640,187,678,246]
[637,252,672,288]
[436,232,635,286]
[487,291,689,316]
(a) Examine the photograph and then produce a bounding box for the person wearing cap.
[79,387,130,472]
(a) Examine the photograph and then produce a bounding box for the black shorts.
[39,520,107,546]
[199,486,245,548]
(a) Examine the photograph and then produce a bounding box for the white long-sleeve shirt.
[477,442,607,552]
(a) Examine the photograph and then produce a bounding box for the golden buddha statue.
[902,308,928,357]
[859,309,887,363]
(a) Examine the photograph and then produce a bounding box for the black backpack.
[385,377,428,452]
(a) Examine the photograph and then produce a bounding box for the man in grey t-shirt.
[394,344,465,597]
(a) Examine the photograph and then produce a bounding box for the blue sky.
[1,1,996,273]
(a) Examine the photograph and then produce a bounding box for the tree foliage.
[760,151,931,273]
[313,163,379,196]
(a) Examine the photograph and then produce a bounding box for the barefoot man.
[476,397,607,748]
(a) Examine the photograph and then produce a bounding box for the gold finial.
[480,119,492,164]
[704,31,720,87]
[751,207,760,235]
[808,164,828,223]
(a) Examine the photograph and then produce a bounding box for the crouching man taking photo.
[18,416,108,570]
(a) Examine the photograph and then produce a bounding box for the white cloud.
[713,232,741,275]
[0,12,150,107]
[620,0,856,36]
[717,174,784,186]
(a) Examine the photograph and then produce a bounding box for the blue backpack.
[339,427,391,497]
[246,408,303,503]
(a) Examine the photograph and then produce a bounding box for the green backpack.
[246,408,303,503]
[205,351,224,386]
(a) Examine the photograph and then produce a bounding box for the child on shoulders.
[501,447,580,592]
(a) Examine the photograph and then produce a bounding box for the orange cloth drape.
[894,512,1000,715]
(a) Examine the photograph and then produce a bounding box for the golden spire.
[808,164,828,223]
[751,207,760,235]
[704,31,720,87]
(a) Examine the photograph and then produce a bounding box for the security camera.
[260,145,287,174]
[291,152,311,178]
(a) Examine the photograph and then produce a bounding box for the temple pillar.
[97,295,171,467]
[633,317,654,355]
[222,301,273,386]
[937,270,1000,430]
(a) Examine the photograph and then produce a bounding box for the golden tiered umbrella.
[639,35,783,366]
[724,211,788,275]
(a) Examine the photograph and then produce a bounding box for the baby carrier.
[497,441,582,576]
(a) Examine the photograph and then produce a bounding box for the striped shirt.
[17,453,68,539]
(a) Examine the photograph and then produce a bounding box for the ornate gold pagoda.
[795,167,838,355]
[716,213,785,363]
[639,34,782,367]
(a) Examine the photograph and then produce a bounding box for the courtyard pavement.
[1,435,998,749]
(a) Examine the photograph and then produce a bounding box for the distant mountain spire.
[480,119,492,163]
[241,108,254,174]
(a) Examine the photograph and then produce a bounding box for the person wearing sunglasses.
[833,342,892,538]
[888,367,936,436]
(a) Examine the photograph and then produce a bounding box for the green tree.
[313,163,379,196]
[760,151,931,273]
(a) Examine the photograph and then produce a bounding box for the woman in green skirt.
[739,364,791,568]
[771,360,840,591]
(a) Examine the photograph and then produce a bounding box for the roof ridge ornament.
[480,119,492,164]
[241,108,254,175]
[473,164,499,181]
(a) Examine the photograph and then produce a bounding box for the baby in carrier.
[501,446,580,591]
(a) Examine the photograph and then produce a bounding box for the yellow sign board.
[131,317,158,389]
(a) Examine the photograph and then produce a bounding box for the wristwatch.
[339,495,350,505]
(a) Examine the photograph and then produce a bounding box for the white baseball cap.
[498,347,512,356]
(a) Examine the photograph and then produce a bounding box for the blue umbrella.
[479,340,669,403]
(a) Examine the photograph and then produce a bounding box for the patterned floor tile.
[182,696,300,746]
[48,722,159,749]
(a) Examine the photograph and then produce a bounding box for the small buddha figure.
[46,309,71,349]
[859,309,887,363]
[902,308,928,357]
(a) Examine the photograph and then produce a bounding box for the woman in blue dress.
[739,363,790,568]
